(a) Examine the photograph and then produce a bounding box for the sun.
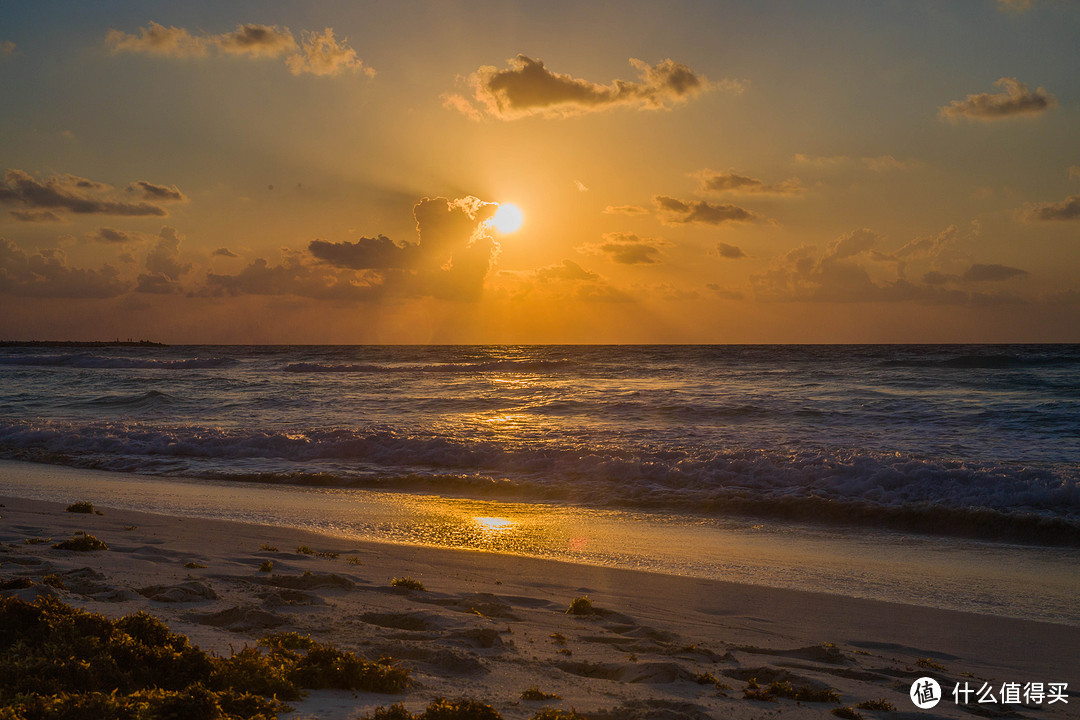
[491,203,524,234]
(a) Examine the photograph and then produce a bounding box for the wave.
[1,418,1076,545]
[0,354,237,370]
[72,390,176,410]
[881,353,1080,370]
[283,359,576,374]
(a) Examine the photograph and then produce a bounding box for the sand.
[0,494,1076,719]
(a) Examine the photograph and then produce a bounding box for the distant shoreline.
[0,340,167,348]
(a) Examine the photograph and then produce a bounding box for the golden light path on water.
[3,460,1079,627]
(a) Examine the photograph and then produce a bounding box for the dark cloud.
[445,55,736,120]
[204,255,385,301]
[962,263,1028,282]
[309,235,418,269]
[0,238,128,298]
[128,181,187,202]
[212,247,239,258]
[693,169,803,196]
[88,227,145,244]
[653,195,760,226]
[940,78,1056,122]
[581,232,667,264]
[206,196,498,302]
[716,242,746,259]
[0,169,175,216]
[10,210,62,223]
[603,205,649,215]
[216,24,296,57]
[1022,195,1080,221]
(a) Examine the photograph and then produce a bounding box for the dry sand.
[0,495,1075,719]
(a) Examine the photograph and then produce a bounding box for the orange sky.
[1,1,1078,343]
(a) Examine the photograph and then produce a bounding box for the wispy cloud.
[286,28,374,77]
[0,41,16,57]
[445,55,739,120]
[997,0,1034,12]
[603,205,649,215]
[579,232,668,264]
[693,169,803,196]
[940,77,1056,122]
[106,22,372,77]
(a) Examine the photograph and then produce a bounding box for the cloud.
[0,41,15,56]
[534,259,599,282]
[1022,195,1080,221]
[309,235,418,269]
[212,247,238,258]
[1069,166,1080,181]
[603,205,649,215]
[574,180,589,192]
[106,22,372,77]
[87,227,148,244]
[580,232,667,264]
[751,226,1021,305]
[144,227,191,281]
[962,263,1028,282]
[716,242,746,259]
[286,28,374,77]
[206,196,499,302]
[215,24,296,57]
[446,55,734,120]
[128,181,187,202]
[9,210,62,223]
[0,238,129,298]
[0,169,176,216]
[106,22,208,58]
[653,195,760,226]
[940,77,1057,121]
[997,0,1034,11]
[693,169,804,196]
[794,154,915,172]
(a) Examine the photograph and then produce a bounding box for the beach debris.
[391,576,426,591]
[51,534,108,551]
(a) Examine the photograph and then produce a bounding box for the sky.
[1,0,1078,343]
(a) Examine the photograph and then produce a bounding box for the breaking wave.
[0,354,237,370]
[1,418,1076,545]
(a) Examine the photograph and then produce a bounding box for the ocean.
[0,344,1077,544]
[2,343,1079,623]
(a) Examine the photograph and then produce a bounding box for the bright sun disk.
[491,203,524,234]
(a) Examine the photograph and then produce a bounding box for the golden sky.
[1,1,1078,343]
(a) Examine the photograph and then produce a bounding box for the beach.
[2,489,1076,719]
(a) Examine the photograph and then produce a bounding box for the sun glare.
[491,203,524,234]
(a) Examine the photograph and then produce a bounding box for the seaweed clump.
[0,595,409,719]
[51,534,108,551]
[744,677,841,703]
[360,698,502,719]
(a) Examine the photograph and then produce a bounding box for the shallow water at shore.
[4,460,1077,626]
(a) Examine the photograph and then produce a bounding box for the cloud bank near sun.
[444,55,740,120]
[105,22,374,77]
